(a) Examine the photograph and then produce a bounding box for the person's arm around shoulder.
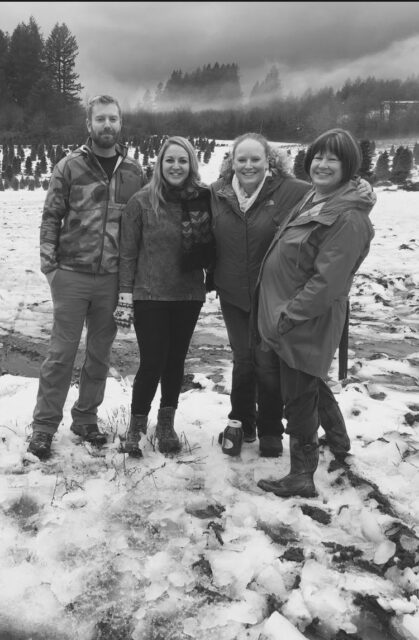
[115,192,144,332]
[40,157,70,278]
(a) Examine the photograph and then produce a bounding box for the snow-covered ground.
[0,146,419,640]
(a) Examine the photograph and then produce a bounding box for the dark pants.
[220,298,283,436]
[279,358,339,444]
[131,300,202,415]
[220,298,345,442]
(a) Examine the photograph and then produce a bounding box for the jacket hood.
[301,179,376,219]
[218,147,292,182]
[213,171,286,199]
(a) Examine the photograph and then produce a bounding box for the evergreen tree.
[39,154,47,173]
[203,147,211,164]
[7,17,44,106]
[12,156,21,175]
[25,156,33,176]
[55,144,65,164]
[391,146,413,184]
[0,30,11,106]
[250,65,281,104]
[413,142,419,164]
[374,151,391,182]
[359,140,374,181]
[293,149,309,181]
[45,23,83,103]
[5,164,13,182]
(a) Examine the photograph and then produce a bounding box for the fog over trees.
[1,17,419,143]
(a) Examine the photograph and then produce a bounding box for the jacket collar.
[289,179,376,227]
[81,137,128,159]
[215,173,285,204]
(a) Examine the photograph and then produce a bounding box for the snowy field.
[0,145,419,639]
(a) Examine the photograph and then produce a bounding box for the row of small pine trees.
[0,136,217,189]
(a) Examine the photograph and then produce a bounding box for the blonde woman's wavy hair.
[148,136,202,214]
[219,132,291,181]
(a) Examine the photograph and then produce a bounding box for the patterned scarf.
[164,184,216,272]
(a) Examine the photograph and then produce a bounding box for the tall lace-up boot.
[121,414,148,457]
[156,407,181,453]
[258,433,319,498]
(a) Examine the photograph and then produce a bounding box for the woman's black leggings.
[131,300,202,415]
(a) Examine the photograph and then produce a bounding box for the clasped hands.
[114,293,133,333]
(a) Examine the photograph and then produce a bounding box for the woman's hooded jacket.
[256,180,375,378]
[210,152,311,311]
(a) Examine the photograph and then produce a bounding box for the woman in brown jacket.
[256,128,375,498]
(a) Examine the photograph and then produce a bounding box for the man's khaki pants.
[32,269,118,434]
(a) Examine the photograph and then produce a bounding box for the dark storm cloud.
[3,1,419,104]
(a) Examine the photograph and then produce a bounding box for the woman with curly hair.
[210,132,352,459]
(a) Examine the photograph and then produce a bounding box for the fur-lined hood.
[218,146,292,182]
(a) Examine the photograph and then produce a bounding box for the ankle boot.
[258,433,319,498]
[121,414,148,457]
[156,407,181,453]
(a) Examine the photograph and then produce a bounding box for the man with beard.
[27,95,144,459]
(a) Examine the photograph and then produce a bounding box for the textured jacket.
[118,185,208,301]
[256,181,375,377]
[210,172,310,311]
[40,139,144,275]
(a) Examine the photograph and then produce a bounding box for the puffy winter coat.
[256,181,375,378]
[118,185,208,302]
[40,139,144,275]
[210,172,310,311]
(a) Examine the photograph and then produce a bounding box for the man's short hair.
[86,95,122,121]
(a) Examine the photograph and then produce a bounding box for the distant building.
[380,100,419,121]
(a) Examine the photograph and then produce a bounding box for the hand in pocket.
[46,269,58,286]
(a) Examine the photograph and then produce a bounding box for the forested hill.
[1,17,419,143]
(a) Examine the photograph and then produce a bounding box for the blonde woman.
[114,136,214,456]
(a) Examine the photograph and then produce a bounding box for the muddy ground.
[1,306,418,394]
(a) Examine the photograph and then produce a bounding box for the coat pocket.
[114,169,142,204]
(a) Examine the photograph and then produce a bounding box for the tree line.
[1,16,419,143]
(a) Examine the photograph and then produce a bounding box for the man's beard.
[91,129,119,149]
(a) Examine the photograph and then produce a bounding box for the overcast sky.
[3,1,419,110]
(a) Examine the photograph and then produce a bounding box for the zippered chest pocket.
[114,169,142,204]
